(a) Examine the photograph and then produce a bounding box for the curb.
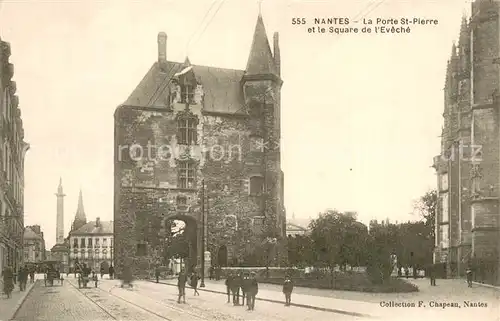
[472,281,500,291]
[8,280,37,321]
[149,280,372,318]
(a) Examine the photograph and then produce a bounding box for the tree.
[309,210,369,286]
[287,234,314,267]
[413,189,437,242]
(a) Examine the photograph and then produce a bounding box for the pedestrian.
[109,265,114,280]
[17,266,25,291]
[405,267,409,278]
[283,275,294,306]
[177,269,187,303]
[21,265,29,291]
[100,266,105,279]
[241,272,250,307]
[191,271,200,296]
[466,267,473,287]
[29,268,35,283]
[246,271,258,310]
[155,266,161,283]
[428,264,436,286]
[209,266,213,280]
[225,272,233,303]
[2,266,14,298]
[231,272,241,306]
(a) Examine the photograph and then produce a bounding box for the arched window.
[249,176,264,196]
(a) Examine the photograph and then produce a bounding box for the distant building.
[45,251,51,261]
[286,214,310,237]
[69,217,113,272]
[23,225,45,264]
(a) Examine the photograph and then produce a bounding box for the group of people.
[224,271,259,310]
[176,269,201,303]
[1,265,36,298]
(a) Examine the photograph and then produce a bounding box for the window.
[440,174,448,191]
[80,238,86,248]
[95,238,100,248]
[88,238,92,248]
[103,238,107,247]
[176,195,187,205]
[180,85,195,104]
[136,243,147,256]
[73,238,78,248]
[177,116,198,145]
[439,225,449,249]
[253,216,264,227]
[178,161,195,189]
[110,239,113,248]
[249,176,264,196]
[441,193,449,223]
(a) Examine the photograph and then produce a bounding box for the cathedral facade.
[114,14,286,277]
[433,0,500,285]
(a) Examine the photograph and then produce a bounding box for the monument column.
[55,178,65,244]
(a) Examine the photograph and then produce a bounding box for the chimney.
[95,217,101,228]
[273,32,280,76]
[158,32,167,70]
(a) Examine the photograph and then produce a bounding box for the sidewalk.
[0,280,36,321]
[155,278,380,318]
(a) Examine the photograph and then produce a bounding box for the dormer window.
[180,84,195,104]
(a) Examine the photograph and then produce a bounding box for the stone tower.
[434,0,500,285]
[55,178,65,244]
[71,189,87,231]
[242,13,285,241]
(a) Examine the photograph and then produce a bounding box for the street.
[7,275,499,321]
[10,275,363,321]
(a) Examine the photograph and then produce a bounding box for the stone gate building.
[114,14,286,277]
[433,0,500,285]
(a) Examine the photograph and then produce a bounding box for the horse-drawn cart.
[75,262,98,288]
[43,260,64,287]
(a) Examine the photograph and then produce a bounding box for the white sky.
[0,0,472,248]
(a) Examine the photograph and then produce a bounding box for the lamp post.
[200,179,206,287]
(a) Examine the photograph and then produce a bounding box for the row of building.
[433,0,500,285]
[0,36,30,273]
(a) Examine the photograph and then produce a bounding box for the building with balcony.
[0,38,29,274]
[114,13,286,277]
[69,217,113,272]
[23,225,45,264]
[433,0,500,285]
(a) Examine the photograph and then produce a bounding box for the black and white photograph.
[0,0,498,320]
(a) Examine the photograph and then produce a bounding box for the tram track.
[67,279,209,321]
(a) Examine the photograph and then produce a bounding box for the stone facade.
[23,225,46,264]
[0,38,29,274]
[433,0,500,284]
[114,14,286,278]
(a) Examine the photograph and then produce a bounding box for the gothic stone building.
[433,0,500,284]
[114,14,286,277]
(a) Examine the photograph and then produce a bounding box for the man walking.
[246,272,258,310]
[225,272,233,303]
[177,269,187,304]
[190,271,200,296]
[428,264,436,286]
[466,267,473,287]
[231,271,241,306]
[283,274,294,306]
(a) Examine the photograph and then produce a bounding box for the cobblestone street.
[10,276,362,321]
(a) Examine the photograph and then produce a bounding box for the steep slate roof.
[245,14,277,76]
[123,61,246,114]
[24,226,42,240]
[70,220,113,235]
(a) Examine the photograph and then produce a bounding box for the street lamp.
[200,179,206,287]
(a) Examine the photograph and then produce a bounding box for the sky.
[0,0,472,249]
